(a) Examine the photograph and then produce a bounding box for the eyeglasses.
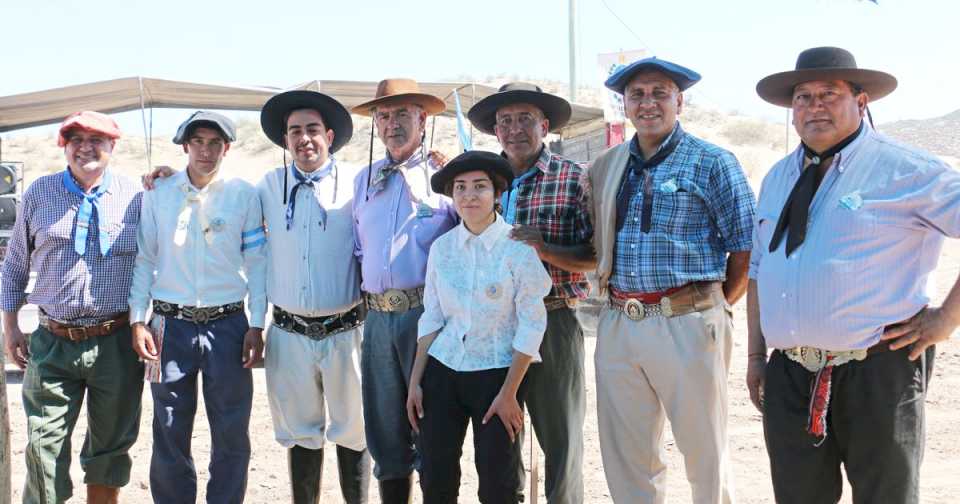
[495,113,541,131]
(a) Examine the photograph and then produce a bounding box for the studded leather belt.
[364,287,424,313]
[272,305,365,340]
[152,300,244,324]
[609,281,722,322]
[40,312,129,341]
[544,296,577,311]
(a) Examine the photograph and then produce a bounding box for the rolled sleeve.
[510,244,552,359]
[706,151,756,252]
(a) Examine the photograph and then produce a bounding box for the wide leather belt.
[152,300,244,324]
[40,312,129,341]
[609,281,722,322]
[364,287,424,313]
[273,305,365,340]
[781,339,892,372]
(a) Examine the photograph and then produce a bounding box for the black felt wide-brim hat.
[468,82,572,135]
[757,46,898,107]
[260,90,354,153]
[430,150,515,196]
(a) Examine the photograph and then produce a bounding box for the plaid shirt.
[610,125,755,293]
[502,147,593,299]
[1,169,142,324]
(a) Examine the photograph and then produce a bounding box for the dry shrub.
[720,119,784,150]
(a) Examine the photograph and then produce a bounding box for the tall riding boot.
[86,484,119,504]
[336,445,371,504]
[288,446,324,504]
[377,474,413,504]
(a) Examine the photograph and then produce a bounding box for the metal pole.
[568,0,577,102]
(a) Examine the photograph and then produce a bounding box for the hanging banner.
[597,49,647,122]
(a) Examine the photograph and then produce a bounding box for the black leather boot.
[288,446,324,504]
[336,445,371,504]
[377,475,413,504]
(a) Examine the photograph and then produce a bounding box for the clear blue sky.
[2,0,956,137]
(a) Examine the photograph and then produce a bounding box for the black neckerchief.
[615,124,685,232]
[768,121,864,255]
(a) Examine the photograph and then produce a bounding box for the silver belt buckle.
[193,309,211,324]
[623,298,645,321]
[304,321,327,337]
[383,289,410,312]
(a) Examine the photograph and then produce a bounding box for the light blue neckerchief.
[286,160,333,230]
[62,169,112,257]
[500,167,539,224]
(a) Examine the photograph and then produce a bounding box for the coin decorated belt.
[272,305,365,340]
[152,300,244,324]
[364,287,424,313]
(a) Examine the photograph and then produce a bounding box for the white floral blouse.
[417,214,552,372]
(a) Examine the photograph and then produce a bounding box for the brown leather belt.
[364,287,424,313]
[609,281,723,321]
[41,312,130,341]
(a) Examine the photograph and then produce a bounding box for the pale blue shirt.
[750,126,960,350]
[258,162,362,317]
[418,215,552,372]
[129,170,267,327]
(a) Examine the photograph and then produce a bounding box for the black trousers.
[763,345,934,504]
[418,357,527,504]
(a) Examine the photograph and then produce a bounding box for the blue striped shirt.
[0,169,142,324]
[610,125,756,293]
[750,126,960,351]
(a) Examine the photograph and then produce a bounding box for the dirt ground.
[4,241,960,504]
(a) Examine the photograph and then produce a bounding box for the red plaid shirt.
[505,147,593,299]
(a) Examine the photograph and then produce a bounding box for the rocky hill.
[882,109,960,159]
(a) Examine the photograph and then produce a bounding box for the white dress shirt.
[418,215,552,371]
[258,162,362,316]
[129,170,267,327]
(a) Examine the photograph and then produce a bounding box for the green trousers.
[21,325,144,504]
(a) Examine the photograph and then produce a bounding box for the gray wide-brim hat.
[173,110,236,144]
[430,150,515,196]
[467,82,572,135]
[260,90,354,153]
[756,46,898,107]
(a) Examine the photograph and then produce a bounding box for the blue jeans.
[149,312,253,504]
[360,307,421,481]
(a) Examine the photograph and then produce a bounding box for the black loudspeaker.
[0,163,16,195]
[0,196,15,229]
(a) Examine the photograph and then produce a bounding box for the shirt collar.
[292,158,333,180]
[790,121,872,175]
[65,168,115,195]
[179,168,224,194]
[456,213,510,251]
[500,145,557,179]
[629,121,682,162]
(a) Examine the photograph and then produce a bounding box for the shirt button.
[781,292,787,299]
[790,330,796,336]
[630,244,636,249]
[630,272,636,276]
[633,217,639,222]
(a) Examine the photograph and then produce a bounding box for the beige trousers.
[265,324,366,451]
[595,303,735,504]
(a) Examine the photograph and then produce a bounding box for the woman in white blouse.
[406,150,552,504]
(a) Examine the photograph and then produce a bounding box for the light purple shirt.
[750,126,960,351]
[352,151,457,294]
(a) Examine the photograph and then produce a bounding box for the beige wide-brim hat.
[351,78,446,117]
[756,46,897,107]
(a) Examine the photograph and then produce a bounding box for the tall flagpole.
[569,0,577,102]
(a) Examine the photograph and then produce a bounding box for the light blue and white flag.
[453,88,472,152]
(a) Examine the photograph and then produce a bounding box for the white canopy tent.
[0,77,604,135]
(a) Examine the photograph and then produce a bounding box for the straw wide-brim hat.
[351,78,446,117]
